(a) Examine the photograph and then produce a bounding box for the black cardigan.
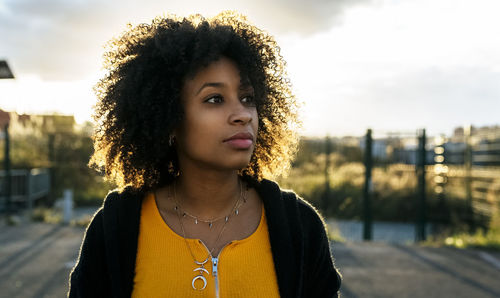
[68,179,341,297]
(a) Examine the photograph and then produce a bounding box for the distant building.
[5,110,76,136]
[446,125,500,166]
[473,138,500,166]
[443,142,465,164]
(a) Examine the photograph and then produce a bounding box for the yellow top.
[132,193,280,298]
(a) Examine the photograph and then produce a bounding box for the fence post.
[416,129,427,241]
[464,125,474,232]
[363,129,373,241]
[3,123,12,216]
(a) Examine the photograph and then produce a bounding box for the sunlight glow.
[2,0,500,136]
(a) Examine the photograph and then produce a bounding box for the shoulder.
[80,187,134,233]
[282,188,328,234]
[256,178,326,230]
[87,186,144,241]
[254,179,341,295]
[101,186,143,214]
[102,186,139,205]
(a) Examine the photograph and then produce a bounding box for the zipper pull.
[212,257,218,277]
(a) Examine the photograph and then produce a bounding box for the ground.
[1,220,500,298]
[334,241,500,298]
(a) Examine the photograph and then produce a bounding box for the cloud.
[0,0,373,80]
[301,66,500,136]
[2,0,499,136]
[280,0,500,136]
[246,0,374,35]
[0,0,121,80]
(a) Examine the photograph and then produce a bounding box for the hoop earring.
[169,135,176,147]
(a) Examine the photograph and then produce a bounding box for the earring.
[169,135,176,147]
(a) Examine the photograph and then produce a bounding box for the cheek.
[180,112,220,148]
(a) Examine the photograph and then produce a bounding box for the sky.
[1,0,499,137]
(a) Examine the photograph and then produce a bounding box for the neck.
[173,168,242,219]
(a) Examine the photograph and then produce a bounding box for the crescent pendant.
[194,267,209,275]
[192,275,207,290]
[195,257,209,266]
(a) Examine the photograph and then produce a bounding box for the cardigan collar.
[254,179,298,298]
[102,187,143,298]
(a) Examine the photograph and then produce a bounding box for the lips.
[224,132,254,142]
[223,132,254,149]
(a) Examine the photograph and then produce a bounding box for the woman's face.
[174,57,259,173]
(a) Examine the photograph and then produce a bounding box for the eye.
[241,95,255,105]
[205,95,223,104]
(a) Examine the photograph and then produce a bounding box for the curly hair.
[90,11,300,191]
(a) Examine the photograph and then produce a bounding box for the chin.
[222,156,253,171]
[231,160,253,171]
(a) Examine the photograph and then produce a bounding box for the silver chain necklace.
[174,181,246,227]
[171,178,246,291]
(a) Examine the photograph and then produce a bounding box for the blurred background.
[1,0,499,297]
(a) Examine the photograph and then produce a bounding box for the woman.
[69,11,341,298]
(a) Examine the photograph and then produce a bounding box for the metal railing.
[0,168,50,210]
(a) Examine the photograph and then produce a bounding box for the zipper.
[212,256,219,298]
[199,240,232,298]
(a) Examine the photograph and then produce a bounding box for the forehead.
[182,57,252,96]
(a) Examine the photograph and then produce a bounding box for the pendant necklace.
[176,181,247,228]
[172,178,247,291]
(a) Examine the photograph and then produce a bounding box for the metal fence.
[316,126,500,243]
[0,168,50,210]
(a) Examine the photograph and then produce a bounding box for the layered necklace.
[171,178,247,291]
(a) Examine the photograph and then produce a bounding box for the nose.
[228,102,253,125]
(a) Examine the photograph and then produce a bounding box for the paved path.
[0,222,83,298]
[333,241,500,298]
[1,220,500,298]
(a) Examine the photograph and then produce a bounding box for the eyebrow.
[196,82,225,95]
[195,81,254,95]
